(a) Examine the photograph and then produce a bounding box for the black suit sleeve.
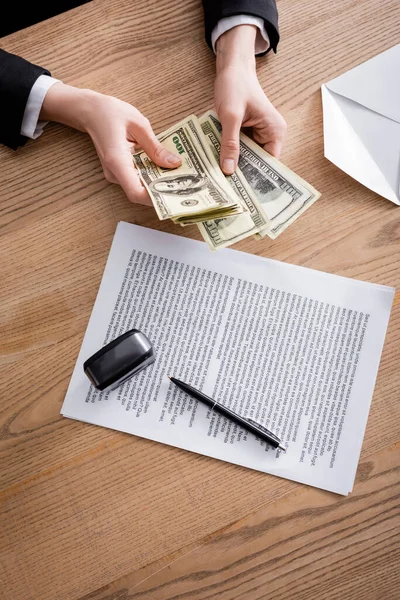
[0,49,51,150]
[202,0,279,55]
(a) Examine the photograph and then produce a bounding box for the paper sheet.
[61,223,395,495]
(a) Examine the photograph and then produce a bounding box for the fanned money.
[133,115,243,225]
[134,112,320,249]
[199,112,320,249]
[198,116,271,249]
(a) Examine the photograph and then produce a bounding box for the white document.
[322,44,400,204]
[61,223,394,495]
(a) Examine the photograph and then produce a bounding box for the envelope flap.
[325,44,400,124]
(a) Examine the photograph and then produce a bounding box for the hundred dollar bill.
[133,115,242,224]
[197,114,271,250]
[205,112,320,239]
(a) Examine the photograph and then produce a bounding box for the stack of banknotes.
[133,112,320,250]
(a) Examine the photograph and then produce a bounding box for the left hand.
[214,25,287,175]
[40,84,182,206]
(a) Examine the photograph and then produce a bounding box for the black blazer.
[0,0,279,150]
[0,1,93,38]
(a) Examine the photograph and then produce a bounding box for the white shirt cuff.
[211,15,270,55]
[20,75,61,139]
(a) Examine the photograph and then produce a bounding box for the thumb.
[133,118,182,169]
[220,111,242,175]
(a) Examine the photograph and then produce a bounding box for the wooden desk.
[1,1,399,598]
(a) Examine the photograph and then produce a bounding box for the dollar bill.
[205,111,320,239]
[133,115,243,224]
[197,114,271,250]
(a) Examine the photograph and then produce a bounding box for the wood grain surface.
[0,1,399,599]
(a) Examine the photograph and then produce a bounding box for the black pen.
[168,376,287,452]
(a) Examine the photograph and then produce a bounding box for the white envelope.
[321,44,400,205]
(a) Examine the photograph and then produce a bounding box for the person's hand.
[214,25,286,175]
[40,83,182,205]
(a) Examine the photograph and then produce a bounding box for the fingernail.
[166,153,181,166]
[222,159,235,174]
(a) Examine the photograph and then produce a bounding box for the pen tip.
[167,375,171,379]
[278,443,287,453]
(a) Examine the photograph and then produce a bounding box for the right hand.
[214,25,287,175]
[40,83,182,205]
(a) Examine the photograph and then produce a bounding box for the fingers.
[219,111,242,175]
[263,138,284,159]
[132,117,182,169]
[85,94,178,206]
[103,149,152,205]
[253,111,287,159]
